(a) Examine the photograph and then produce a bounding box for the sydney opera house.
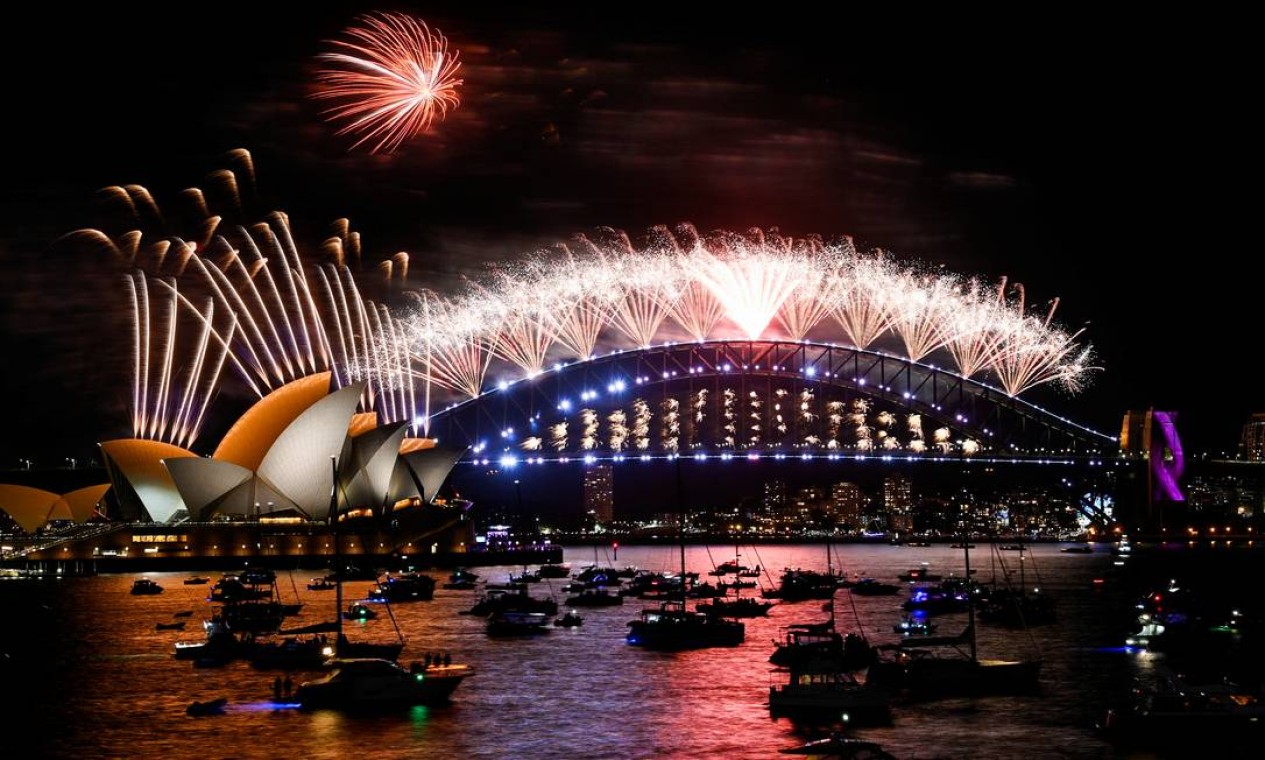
[0,372,532,571]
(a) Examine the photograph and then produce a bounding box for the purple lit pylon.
[1150,410,1185,502]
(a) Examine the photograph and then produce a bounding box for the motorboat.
[537,563,571,578]
[563,589,624,607]
[763,569,839,601]
[626,600,744,650]
[443,568,480,589]
[1061,544,1094,553]
[342,603,377,620]
[1101,676,1265,747]
[554,610,584,627]
[770,623,876,672]
[295,657,473,710]
[768,665,893,726]
[307,577,338,591]
[486,610,552,636]
[156,621,187,631]
[368,572,436,603]
[696,595,775,618]
[185,697,228,716]
[184,576,210,586]
[849,578,901,596]
[131,578,163,595]
[247,635,333,670]
[892,616,937,636]
[897,565,942,583]
[464,587,558,617]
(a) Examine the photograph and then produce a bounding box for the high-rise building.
[884,473,913,532]
[830,482,863,527]
[583,464,614,524]
[1241,413,1265,461]
[764,479,787,515]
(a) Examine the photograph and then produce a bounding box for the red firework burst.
[314,12,463,154]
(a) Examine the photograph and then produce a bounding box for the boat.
[185,697,228,716]
[554,610,584,627]
[900,580,971,614]
[173,610,193,618]
[295,657,473,711]
[464,587,558,617]
[848,578,901,596]
[764,568,840,601]
[443,568,480,589]
[247,634,333,670]
[343,602,377,620]
[1101,675,1265,749]
[779,733,897,759]
[1061,544,1094,553]
[769,622,876,672]
[131,578,163,595]
[156,621,187,631]
[697,595,775,618]
[563,588,624,607]
[625,461,745,651]
[897,565,942,583]
[976,541,1056,627]
[486,610,552,636]
[892,616,937,636]
[307,577,338,591]
[538,562,571,578]
[173,617,243,663]
[768,663,893,726]
[868,539,1041,699]
[367,572,436,603]
[184,576,210,586]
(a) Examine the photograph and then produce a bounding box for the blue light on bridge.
[499,455,518,468]
[583,455,596,464]
[558,399,572,411]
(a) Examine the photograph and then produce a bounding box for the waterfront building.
[583,464,614,525]
[1240,413,1265,461]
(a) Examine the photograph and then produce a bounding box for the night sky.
[0,4,1254,469]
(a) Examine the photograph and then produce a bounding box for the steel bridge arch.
[426,339,1116,461]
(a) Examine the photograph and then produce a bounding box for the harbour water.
[0,542,1228,758]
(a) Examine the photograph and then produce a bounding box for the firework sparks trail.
[314,12,463,154]
[830,257,898,349]
[889,272,961,361]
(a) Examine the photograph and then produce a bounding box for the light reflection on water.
[0,543,1171,759]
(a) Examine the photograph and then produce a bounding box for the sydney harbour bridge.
[87,199,1130,527]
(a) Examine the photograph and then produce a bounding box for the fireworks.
[314,12,463,154]
[401,224,1097,403]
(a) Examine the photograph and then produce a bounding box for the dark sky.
[0,3,1255,467]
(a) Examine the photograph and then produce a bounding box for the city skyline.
[0,4,1255,466]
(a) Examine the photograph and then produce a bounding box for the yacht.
[295,658,473,710]
[486,610,551,636]
[131,578,163,595]
[1101,676,1265,746]
[626,600,744,650]
[768,664,893,726]
[367,572,436,603]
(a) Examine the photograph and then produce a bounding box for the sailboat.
[626,458,745,650]
[868,536,1041,698]
[296,457,473,711]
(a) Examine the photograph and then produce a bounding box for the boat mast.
[330,456,343,650]
[963,532,976,663]
[676,455,686,607]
